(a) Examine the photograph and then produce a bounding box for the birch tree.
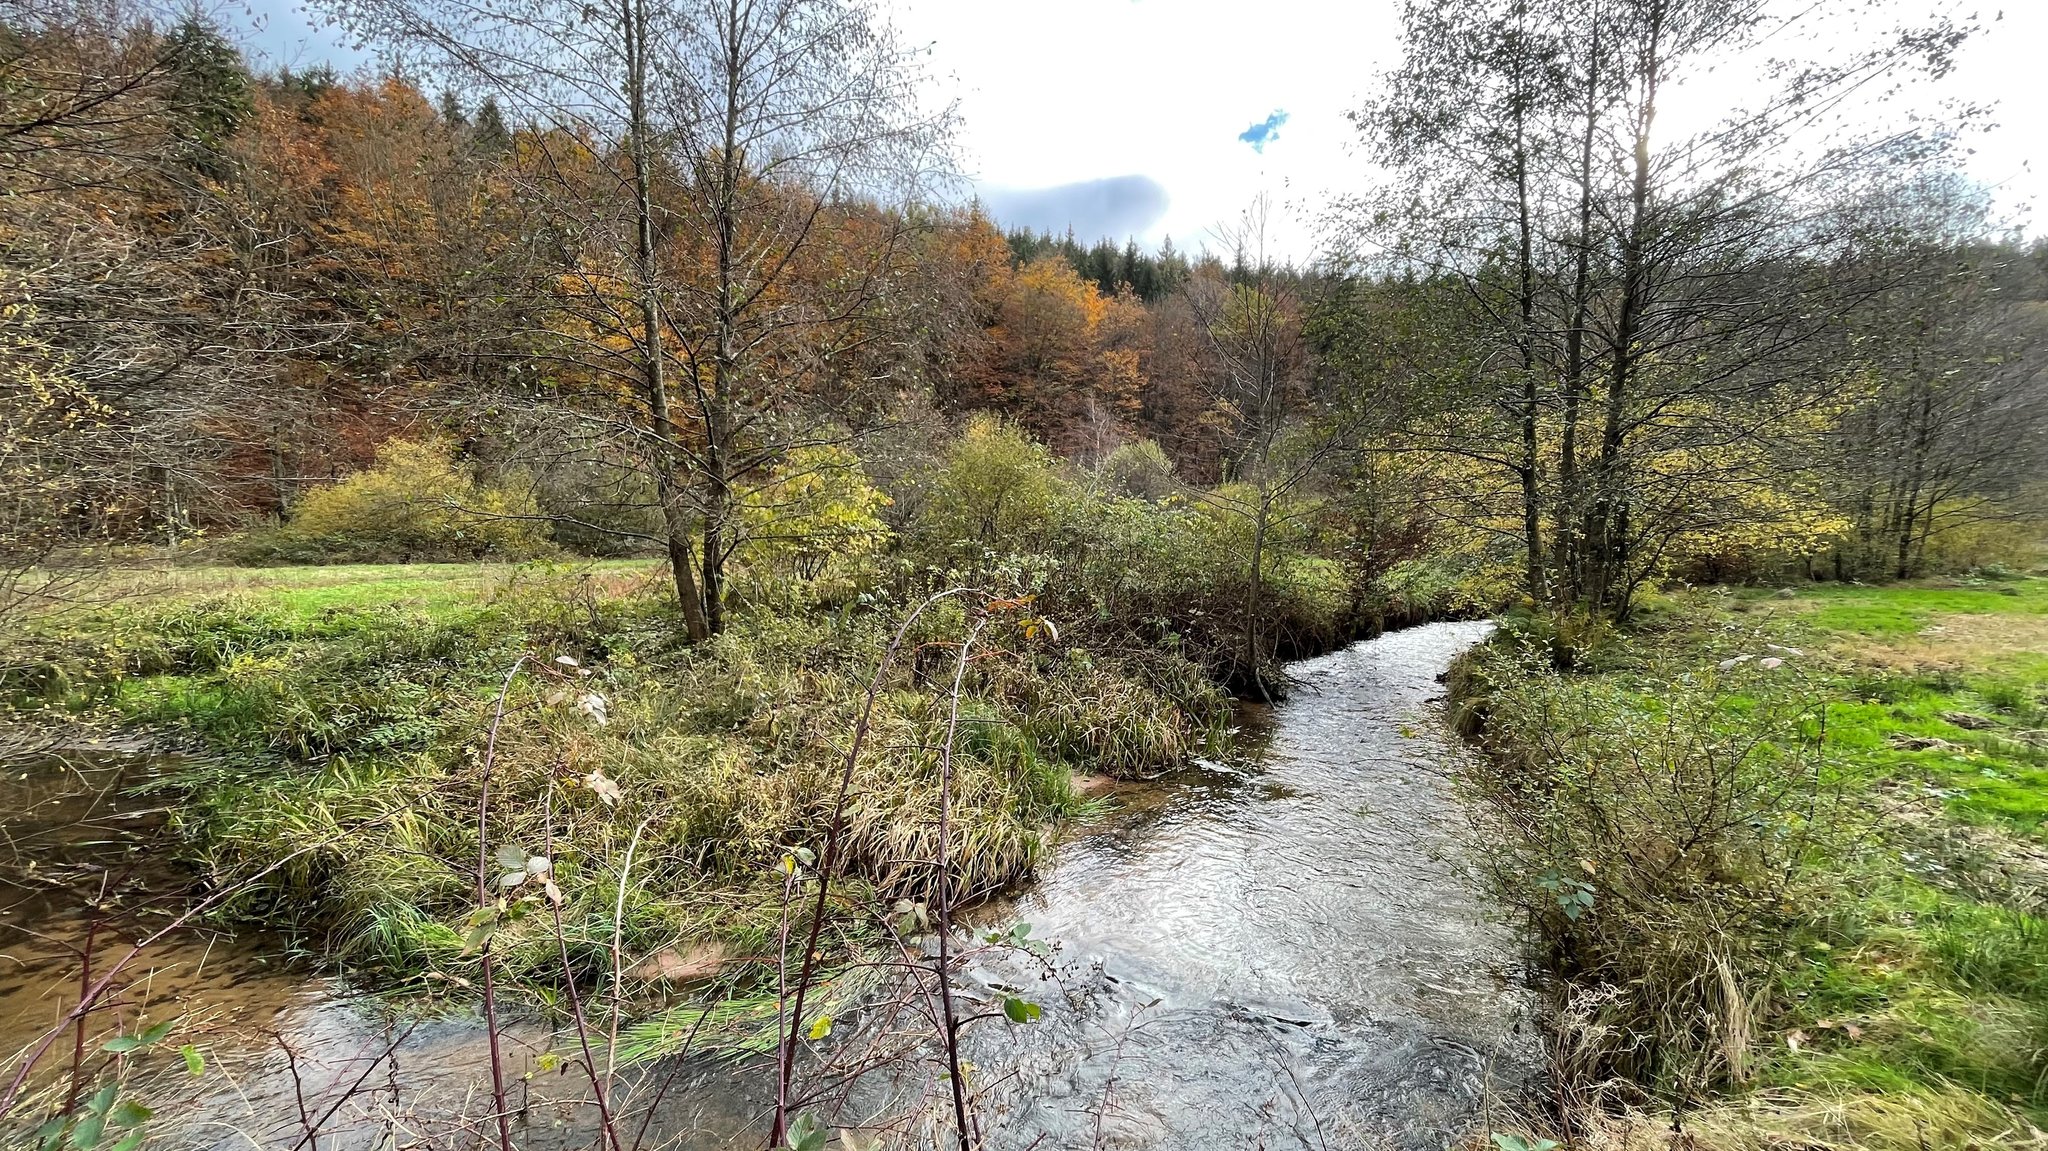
[333,0,952,637]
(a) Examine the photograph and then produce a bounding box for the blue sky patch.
[1238,110,1289,153]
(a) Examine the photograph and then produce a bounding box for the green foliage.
[33,1018,184,1151]
[1370,553,1517,626]
[234,439,551,564]
[1461,636,1840,1093]
[164,17,252,176]
[896,419,1382,682]
[907,414,1064,563]
[1095,438,1177,501]
[739,444,891,582]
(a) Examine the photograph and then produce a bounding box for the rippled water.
[954,620,1530,1149]
[1,621,1527,1149]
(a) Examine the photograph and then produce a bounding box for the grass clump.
[12,562,1227,1019]
[1454,578,2048,1147]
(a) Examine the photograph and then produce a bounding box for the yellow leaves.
[739,445,892,577]
[287,437,547,555]
[1012,256,1108,334]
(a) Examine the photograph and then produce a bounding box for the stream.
[0,621,1528,1149]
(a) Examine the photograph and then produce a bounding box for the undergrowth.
[1451,578,2048,1150]
[3,566,1227,1019]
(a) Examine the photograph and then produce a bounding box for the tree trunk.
[1243,491,1270,700]
[1584,9,1659,615]
[1556,18,1601,604]
[695,0,746,639]
[1510,0,1546,605]
[625,0,708,640]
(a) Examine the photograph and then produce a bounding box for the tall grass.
[1453,587,2048,1147]
[23,574,1225,1014]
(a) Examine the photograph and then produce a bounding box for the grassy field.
[1740,579,2046,1147]
[1725,577,2048,841]
[1462,575,2048,1149]
[75,558,664,619]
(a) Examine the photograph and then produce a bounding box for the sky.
[234,0,2043,261]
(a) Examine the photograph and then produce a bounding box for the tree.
[1,4,284,566]
[1339,0,1982,618]
[1826,181,2048,578]
[162,15,251,177]
[333,0,952,638]
[1185,197,1328,694]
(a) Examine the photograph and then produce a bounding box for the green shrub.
[233,438,552,564]
[1458,638,1844,1096]
[905,414,1066,565]
[1371,552,1517,625]
[738,444,891,584]
[1095,438,1178,501]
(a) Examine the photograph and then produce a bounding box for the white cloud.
[895,0,2045,258]
[221,0,2047,255]
[893,0,1402,257]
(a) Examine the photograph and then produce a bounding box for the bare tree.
[1,3,293,621]
[1825,178,2048,578]
[332,0,953,637]
[1338,0,1982,618]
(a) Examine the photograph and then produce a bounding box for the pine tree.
[437,88,467,126]
[164,17,252,178]
[472,97,510,153]
[1120,238,1149,298]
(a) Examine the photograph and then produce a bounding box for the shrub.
[234,438,552,564]
[1457,638,1845,1097]
[1095,438,1178,501]
[905,414,1066,566]
[738,444,891,583]
[1370,552,1517,626]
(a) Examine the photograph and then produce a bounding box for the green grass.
[3,558,1227,1033]
[86,559,662,621]
[1737,582,2047,1137]
[1466,576,2048,1148]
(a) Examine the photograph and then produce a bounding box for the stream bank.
[1,621,1528,1149]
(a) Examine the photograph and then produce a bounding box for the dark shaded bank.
[1246,590,1503,698]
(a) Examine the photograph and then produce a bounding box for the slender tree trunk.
[625,0,708,640]
[1586,6,1659,614]
[1895,385,1933,580]
[1556,17,1601,604]
[696,0,746,638]
[1510,0,1545,605]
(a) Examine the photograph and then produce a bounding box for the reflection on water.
[1,622,1527,1149]
[0,739,766,1150]
[955,620,1530,1150]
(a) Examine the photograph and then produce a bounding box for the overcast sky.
[237,0,2042,260]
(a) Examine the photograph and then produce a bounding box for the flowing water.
[0,621,1528,1149]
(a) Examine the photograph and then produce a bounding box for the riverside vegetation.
[4,419,1487,1011]
[1451,574,2048,1149]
